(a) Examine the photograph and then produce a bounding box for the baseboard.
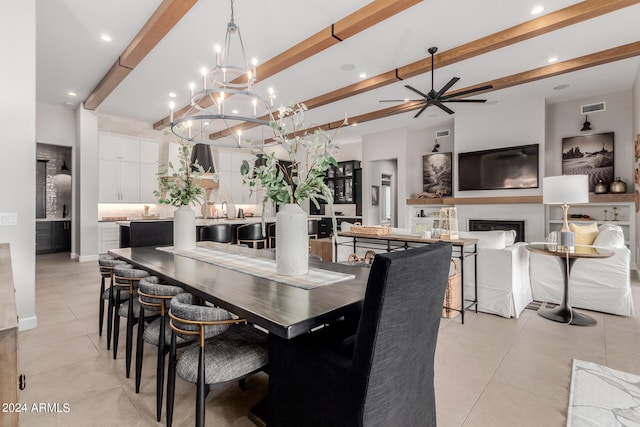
[18,315,37,331]
[78,254,99,263]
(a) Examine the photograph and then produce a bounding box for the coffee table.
[526,243,614,326]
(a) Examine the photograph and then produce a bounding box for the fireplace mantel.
[406,194,635,206]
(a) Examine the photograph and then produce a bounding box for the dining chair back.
[268,241,452,427]
[98,255,130,350]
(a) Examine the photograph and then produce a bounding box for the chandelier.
[168,0,275,148]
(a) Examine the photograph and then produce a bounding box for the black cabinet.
[36,221,71,254]
[311,160,362,215]
[317,216,359,239]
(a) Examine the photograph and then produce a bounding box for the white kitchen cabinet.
[99,134,158,203]
[98,222,120,253]
[216,151,255,204]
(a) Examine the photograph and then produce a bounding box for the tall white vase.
[276,203,308,275]
[174,205,196,250]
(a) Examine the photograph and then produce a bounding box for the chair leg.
[135,308,145,393]
[196,344,206,427]
[106,276,115,350]
[166,334,177,427]
[125,293,135,378]
[99,276,105,336]
[156,316,166,422]
[113,289,121,360]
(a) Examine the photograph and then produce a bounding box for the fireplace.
[468,219,526,243]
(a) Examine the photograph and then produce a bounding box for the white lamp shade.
[543,175,589,205]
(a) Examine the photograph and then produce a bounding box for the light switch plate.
[0,213,18,226]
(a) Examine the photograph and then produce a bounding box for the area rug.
[567,359,640,426]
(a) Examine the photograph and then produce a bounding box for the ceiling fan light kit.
[380,46,493,117]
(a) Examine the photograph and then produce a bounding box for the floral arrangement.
[155,142,208,207]
[240,102,344,233]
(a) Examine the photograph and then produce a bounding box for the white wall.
[36,102,76,146]
[76,107,100,261]
[0,1,37,330]
[632,64,640,268]
[405,121,454,198]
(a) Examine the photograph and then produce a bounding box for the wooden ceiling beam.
[84,0,198,111]
[154,0,422,130]
[209,0,640,141]
[273,41,640,143]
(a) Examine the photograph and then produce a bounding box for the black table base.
[538,305,596,326]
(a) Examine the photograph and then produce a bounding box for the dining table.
[108,242,371,339]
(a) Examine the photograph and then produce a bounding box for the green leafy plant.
[155,142,209,207]
[240,102,343,233]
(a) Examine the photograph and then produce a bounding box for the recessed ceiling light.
[531,5,544,15]
[232,109,239,114]
[340,64,355,71]
[67,92,76,97]
[359,72,367,79]
[553,84,570,90]
[100,34,112,42]
[64,101,75,107]
[351,123,358,127]
[548,56,558,63]
[403,98,409,102]
[169,92,177,98]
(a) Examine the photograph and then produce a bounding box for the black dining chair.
[199,223,232,243]
[267,241,452,427]
[237,223,267,249]
[98,254,130,350]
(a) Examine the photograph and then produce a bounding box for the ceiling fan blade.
[413,104,429,118]
[441,99,487,103]
[378,99,424,103]
[441,84,493,100]
[404,85,429,99]
[434,101,455,115]
[435,77,460,98]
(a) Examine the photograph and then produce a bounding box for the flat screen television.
[458,144,539,191]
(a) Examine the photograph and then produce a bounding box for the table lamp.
[542,175,589,249]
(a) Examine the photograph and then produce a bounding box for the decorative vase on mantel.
[275,203,309,275]
[173,205,196,250]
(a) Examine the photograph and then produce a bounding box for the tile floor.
[17,252,640,426]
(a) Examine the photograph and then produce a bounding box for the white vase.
[174,205,196,250]
[276,203,309,275]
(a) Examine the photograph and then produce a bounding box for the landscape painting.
[422,152,452,197]
[562,132,614,192]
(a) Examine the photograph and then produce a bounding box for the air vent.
[436,129,450,138]
[580,102,605,114]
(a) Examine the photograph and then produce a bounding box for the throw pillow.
[593,226,625,248]
[458,230,506,249]
[569,222,599,245]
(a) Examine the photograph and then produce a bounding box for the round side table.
[526,243,614,326]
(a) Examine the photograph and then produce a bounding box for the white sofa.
[529,224,633,316]
[458,230,532,319]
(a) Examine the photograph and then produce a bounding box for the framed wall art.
[422,152,452,197]
[562,132,614,192]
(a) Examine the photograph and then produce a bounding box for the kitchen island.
[116,217,276,247]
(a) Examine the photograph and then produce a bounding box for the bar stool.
[113,266,150,378]
[199,223,232,243]
[136,277,186,422]
[98,255,131,350]
[237,223,267,249]
[166,293,268,427]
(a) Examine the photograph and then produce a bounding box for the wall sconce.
[432,139,440,152]
[580,115,592,132]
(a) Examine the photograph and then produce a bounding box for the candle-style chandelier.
[169,0,276,148]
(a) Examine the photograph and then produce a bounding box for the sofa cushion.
[593,225,625,248]
[569,222,599,245]
[504,230,517,246]
[458,230,508,249]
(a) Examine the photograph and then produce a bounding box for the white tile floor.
[17,252,640,426]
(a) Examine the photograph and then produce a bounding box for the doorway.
[369,159,397,227]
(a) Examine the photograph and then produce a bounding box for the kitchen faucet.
[221,201,228,218]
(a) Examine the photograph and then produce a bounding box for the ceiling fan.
[380,47,493,117]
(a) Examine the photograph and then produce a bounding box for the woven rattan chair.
[166,293,268,427]
[113,266,150,378]
[135,277,186,422]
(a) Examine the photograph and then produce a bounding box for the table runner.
[158,244,355,290]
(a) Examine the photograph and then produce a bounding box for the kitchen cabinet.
[317,216,359,239]
[99,134,158,203]
[36,220,71,253]
[217,151,256,205]
[98,222,120,254]
[312,160,362,215]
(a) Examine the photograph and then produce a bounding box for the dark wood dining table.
[108,243,371,339]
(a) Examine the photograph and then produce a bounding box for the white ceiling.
[36,0,640,145]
